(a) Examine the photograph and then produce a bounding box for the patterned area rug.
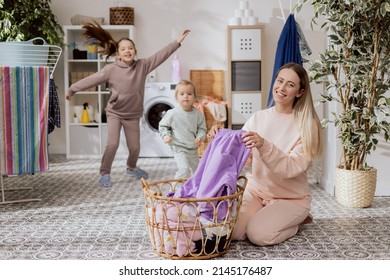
[1,155,389,260]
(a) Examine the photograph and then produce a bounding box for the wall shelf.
[227,24,265,129]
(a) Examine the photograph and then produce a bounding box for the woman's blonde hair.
[276,63,324,160]
[174,80,196,98]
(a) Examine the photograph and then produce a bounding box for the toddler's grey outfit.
[159,106,206,178]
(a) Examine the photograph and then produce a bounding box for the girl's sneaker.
[126,167,149,179]
[99,174,112,187]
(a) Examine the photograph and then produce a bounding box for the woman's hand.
[66,94,72,101]
[177,30,191,44]
[207,124,222,140]
[242,131,264,149]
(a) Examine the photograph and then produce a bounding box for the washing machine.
[139,82,177,157]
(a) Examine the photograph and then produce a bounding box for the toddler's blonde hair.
[174,80,196,98]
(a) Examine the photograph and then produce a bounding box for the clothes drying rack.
[0,38,62,78]
[0,40,62,205]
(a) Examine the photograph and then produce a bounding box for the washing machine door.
[146,102,172,131]
[139,97,177,157]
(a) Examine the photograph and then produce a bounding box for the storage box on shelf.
[227,24,265,130]
[64,25,135,158]
[109,7,135,25]
[70,72,97,92]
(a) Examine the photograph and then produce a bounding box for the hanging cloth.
[267,14,302,108]
[0,66,49,175]
[48,78,61,134]
[295,21,312,62]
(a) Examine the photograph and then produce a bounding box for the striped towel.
[0,66,49,175]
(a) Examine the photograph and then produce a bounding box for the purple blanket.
[171,129,250,220]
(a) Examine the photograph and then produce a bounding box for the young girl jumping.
[66,21,190,187]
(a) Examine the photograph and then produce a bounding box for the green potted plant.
[295,0,390,207]
[0,0,64,46]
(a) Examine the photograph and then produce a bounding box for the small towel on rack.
[48,78,61,134]
[0,66,50,175]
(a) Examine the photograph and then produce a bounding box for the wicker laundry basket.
[141,176,247,260]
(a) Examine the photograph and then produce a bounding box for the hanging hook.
[277,0,294,23]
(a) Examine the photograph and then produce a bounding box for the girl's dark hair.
[82,21,136,60]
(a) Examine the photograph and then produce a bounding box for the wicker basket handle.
[141,177,158,196]
[237,175,248,190]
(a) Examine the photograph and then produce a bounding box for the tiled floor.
[0,155,389,260]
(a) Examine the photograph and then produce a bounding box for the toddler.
[159,80,206,178]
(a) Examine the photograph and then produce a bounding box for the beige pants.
[233,189,309,245]
[171,146,199,179]
[100,115,140,175]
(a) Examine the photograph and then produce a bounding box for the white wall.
[368,135,390,196]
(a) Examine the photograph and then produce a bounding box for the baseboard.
[319,171,389,197]
[319,175,334,196]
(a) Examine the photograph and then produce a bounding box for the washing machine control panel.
[145,82,176,94]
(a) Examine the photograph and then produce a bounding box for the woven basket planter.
[335,167,377,208]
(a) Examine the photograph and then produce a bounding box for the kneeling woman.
[209,63,323,245]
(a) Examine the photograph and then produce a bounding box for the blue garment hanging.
[267,14,302,108]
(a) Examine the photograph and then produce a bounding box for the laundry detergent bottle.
[81,102,90,123]
[171,54,181,84]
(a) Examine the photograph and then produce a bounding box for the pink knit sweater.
[243,106,312,209]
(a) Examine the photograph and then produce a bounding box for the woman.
[209,62,323,245]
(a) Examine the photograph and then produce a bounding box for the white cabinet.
[63,25,135,158]
[227,25,265,129]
